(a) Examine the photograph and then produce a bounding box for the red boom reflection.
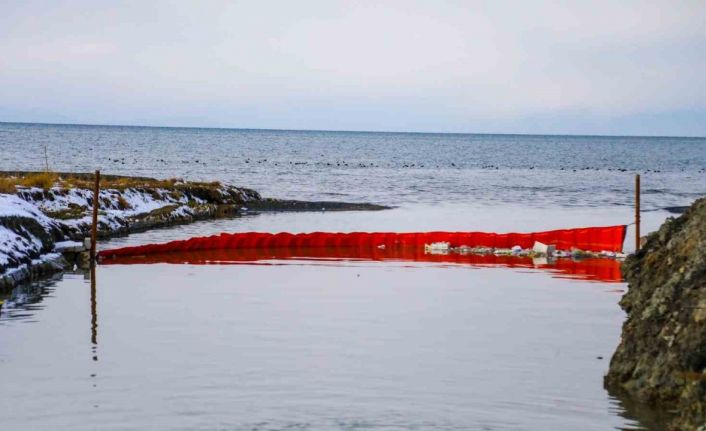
[100,246,624,283]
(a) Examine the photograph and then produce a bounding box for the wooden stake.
[635,174,641,251]
[91,170,100,262]
[43,144,50,172]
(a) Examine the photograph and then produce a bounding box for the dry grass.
[0,172,223,193]
[0,172,59,192]
[44,203,87,220]
[21,172,59,190]
[0,178,17,194]
[116,195,132,210]
[64,176,211,191]
[150,189,162,200]
[62,176,178,190]
[83,177,220,191]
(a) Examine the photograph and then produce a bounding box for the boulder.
[605,197,706,430]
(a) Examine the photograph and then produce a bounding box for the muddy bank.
[1,172,388,291]
[605,198,706,430]
[245,198,390,212]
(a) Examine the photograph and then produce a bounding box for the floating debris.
[425,241,626,261]
[424,242,450,254]
[532,241,556,256]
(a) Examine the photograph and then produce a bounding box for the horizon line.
[1,120,704,140]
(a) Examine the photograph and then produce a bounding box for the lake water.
[2,122,702,430]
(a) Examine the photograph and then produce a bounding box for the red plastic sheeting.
[98,225,627,259]
[99,247,624,283]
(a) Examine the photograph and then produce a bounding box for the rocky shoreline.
[0,172,390,291]
[606,197,706,430]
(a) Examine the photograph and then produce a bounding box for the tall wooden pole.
[635,174,641,251]
[91,170,100,262]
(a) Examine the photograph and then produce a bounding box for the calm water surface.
[2,261,645,431]
[2,123,699,429]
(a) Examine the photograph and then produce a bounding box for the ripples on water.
[0,275,59,324]
[2,122,705,209]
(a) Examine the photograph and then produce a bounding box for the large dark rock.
[606,198,706,430]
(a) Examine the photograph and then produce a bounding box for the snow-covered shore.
[1,180,261,289]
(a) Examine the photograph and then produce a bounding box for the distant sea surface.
[2,122,705,210]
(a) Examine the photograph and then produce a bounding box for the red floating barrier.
[98,225,626,261]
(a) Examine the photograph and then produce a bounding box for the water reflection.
[0,274,62,324]
[607,390,674,431]
[0,269,99,366]
[90,264,98,361]
[100,248,625,283]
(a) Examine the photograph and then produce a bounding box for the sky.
[1,0,705,136]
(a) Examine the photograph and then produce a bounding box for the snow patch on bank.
[2,183,257,279]
[25,186,198,217]
[13,186,208,235]
[0,252,64,288]
[0,195,57,269]
[0,194,56,228]
[1,187,186,274]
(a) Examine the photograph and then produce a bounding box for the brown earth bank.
[0,172,390,291]
[605,197,706,431]
[245,198,389,212]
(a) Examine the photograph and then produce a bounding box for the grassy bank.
[0,172,261,289]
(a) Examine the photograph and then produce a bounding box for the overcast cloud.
[1,0,704,135]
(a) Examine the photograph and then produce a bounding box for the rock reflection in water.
[607,388,675,431]
[0,274,62,323]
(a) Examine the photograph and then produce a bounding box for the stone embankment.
[606,197,706,430]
